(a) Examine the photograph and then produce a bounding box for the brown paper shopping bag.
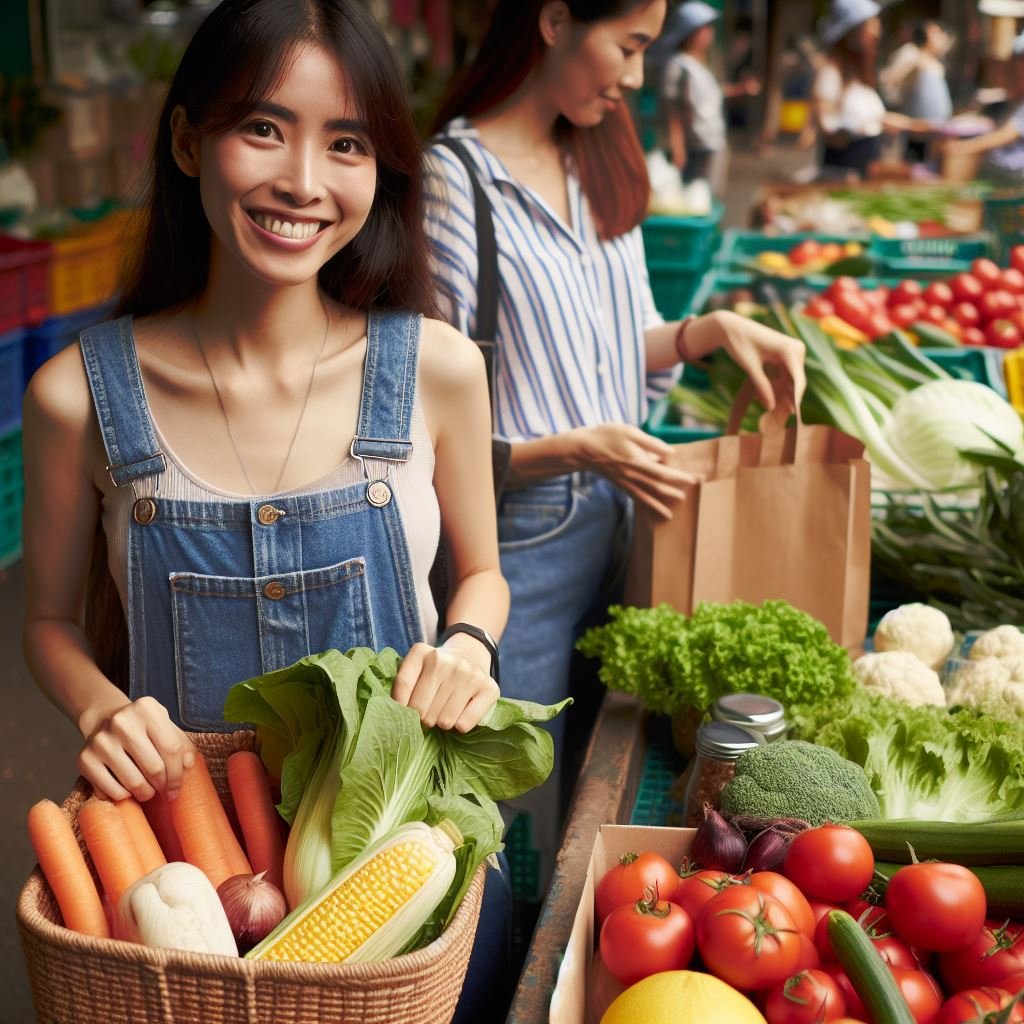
[625,394,872,650]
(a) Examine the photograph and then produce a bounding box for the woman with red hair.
[426,0,805,891]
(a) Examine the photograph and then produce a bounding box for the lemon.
[600,970,766,1024]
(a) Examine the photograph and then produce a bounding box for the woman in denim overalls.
[22,2,511,1011]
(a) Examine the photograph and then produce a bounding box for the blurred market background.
[3,1,1024,1022]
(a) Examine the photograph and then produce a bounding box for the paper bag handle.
[725,378,803,466]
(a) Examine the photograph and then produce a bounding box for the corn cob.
[246,820,461,963]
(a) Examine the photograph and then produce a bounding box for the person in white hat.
[811,0,934,179]
[659,1,759,195]
[943,30,1024,183]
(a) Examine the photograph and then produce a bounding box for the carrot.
[77,796,146,910]
[140,791,184,862]
[115,798,166,874]
[226,751,286,892]
[170,753,251,888]
[27,799,110,938]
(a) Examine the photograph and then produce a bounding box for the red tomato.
[937,987,1024,1024]
[697,886,802,991]
[972,258,1003,286]
[890,968,943,1024]
[672,868,738,923]
[995,289,1018,316]
[823,964,869,1020]
[764,969,847,1024]
[867,311,895,339]
[795,932,823,972]
[938,921,1024,993]
[891,279,925,304]
[595,851,679,924]
[750,872,817,937]
[599,895,695,985]
[885,863,987,953]
[962,326,987,347]
[815,911,839,964]
[921,303,950,326]
[1002,268,1024,295]
[999,970,1024,994]
[784,825,875,903]
[986,318,1022,350]
[827,276,862,295]
[820,242,845,265]
[790,240,822,266]
[834,291,874,332]
[809,900,842,930]
[1010,309,1024,334]
[951,302,981,328]
[843,900,922,970]
[1011,245,1024,275]
[865,287,890,308]
[940,318,965,340]
[950,273,984,304]
[890,303,920,328]
[979,292,1007,322]
[924,281,955,308]
[805,297,836,319]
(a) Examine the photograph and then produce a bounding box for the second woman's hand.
[392,640,500,733]
[574,422,701,519]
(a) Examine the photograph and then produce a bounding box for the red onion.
[217,871,287,954]
[691,803,747,873]
[741,819,811,873]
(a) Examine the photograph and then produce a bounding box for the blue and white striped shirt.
[425,119,678,442]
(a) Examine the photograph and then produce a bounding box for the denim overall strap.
[79,316,166,487]
[350,309,420,464]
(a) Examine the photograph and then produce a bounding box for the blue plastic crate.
[23,303,113,387]
[0,328,25,436]
[630,716,686,828]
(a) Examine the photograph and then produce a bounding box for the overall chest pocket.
[169,557,375,730]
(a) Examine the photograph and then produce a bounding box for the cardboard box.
[548,824,696,1024]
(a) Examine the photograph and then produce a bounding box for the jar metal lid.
[711,693,787,733]
[695,721,763,760]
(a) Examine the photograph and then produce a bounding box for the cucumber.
[849,818,1024,866]
[876,861,1024,919]
[910,320,961,348]
[829,910,916,1024]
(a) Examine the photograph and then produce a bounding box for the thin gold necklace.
[192,304,331,495]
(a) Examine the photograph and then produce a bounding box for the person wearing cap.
[942,30,1024,183]
[660,1,759,195]
[812,0,934,179]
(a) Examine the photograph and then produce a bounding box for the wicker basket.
[16,731,486,1024]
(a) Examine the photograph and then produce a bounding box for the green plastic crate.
[642,204,725,269]
[715,230,872,272]
[0,426,22,568]
[647,263,713,321]
[983,193,1024,264]
[869,234,991,277]
[630,716,686,828]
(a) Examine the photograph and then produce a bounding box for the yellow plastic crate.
[1006,349,1024,413]
[48,210,135,316]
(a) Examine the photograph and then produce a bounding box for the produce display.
[26,646,567,965]
[748,239,868,279]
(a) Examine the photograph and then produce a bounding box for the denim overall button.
[262,581,286,600]
[133,498,157,525]
[366,481,392,508]
[257,504,286,526]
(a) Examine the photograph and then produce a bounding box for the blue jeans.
[496,473,630,891]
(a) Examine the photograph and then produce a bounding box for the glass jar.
[682,722,762,828]
[711,693,788,743]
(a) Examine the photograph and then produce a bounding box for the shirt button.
[257,504,285,526]
[263,581,286,600]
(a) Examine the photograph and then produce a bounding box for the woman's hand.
[574,423,701,518]
[392,640,500,733]
[78,696,196,803]
[687,310,806,416]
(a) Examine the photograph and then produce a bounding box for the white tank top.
[100,366,441,642]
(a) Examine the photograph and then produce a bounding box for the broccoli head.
[719,739,880,826]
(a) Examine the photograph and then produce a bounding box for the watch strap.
[438,622,500,685]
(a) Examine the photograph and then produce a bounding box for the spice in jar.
[710,693,788,743]
[682,722,762,828]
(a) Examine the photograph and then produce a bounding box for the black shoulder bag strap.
[431,135,510,498]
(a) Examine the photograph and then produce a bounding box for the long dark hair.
[433,0,654,240]
[831,22,878,88]
[116,0,436,319]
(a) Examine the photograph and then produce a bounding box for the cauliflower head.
[873,603,955,672]
[968,625,1024,662]
[853,651,946,708]
[946,656,1024,720]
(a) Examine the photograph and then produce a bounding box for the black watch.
[438,622,500,685]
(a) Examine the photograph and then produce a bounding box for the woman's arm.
[945,120,1021,158]
[22,350,194,800]
[882,111,935,135]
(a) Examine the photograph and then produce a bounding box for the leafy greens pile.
[576,600,855,715]
[224,647,568,949]
[788,686,1024,823]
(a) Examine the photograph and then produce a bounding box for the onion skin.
[217,871,287,954]
[691,804,747,873]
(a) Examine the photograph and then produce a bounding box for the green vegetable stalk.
[576,599,855,716]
